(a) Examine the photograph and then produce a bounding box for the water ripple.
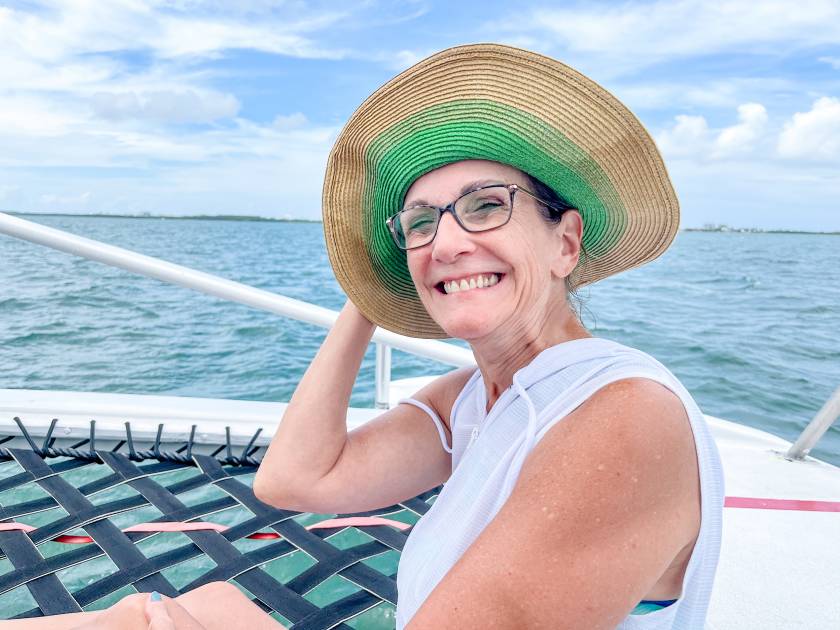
[1,219,838,465]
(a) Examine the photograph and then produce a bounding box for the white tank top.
[395,338,724,629]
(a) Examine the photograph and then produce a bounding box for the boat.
[1,211,838,629]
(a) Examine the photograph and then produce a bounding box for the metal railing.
[0,212,474,409]
[787,385,840,460]
[3,211,838,455]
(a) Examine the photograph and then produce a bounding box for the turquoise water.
[1,215,839,465]
[1,215,838,623]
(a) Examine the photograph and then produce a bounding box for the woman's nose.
[431,212,475,263]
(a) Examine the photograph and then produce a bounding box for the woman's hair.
[524,173,574,224]
[524,172,588,320]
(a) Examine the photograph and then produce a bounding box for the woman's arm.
[253,300,472,514]
[405,378,701,629]
[253,300,376,509]
[3,582,284,630]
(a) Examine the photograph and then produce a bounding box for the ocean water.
[1,215,839,465]
[1,215,839,623]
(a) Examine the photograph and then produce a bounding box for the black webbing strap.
[0,432,439,628]
[10,448,180,599]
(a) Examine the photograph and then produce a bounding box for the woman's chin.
[437,315,499,341]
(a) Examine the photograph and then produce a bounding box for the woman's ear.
[551,210,583,279]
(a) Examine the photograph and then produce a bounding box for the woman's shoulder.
[410,366,478,431]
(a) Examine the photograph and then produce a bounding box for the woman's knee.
[95,592,149,630]
[178,580,245,605]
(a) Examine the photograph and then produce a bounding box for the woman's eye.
[410,218,434,233]
[467,198,506,214]
[401,210,436,234]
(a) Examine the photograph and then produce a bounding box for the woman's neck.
[470,304,591,412]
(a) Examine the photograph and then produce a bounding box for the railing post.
[787,385,840,460]
[375,343,392,410]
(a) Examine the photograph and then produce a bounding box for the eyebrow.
[403,179,506,209]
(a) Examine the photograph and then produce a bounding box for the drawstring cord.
[487,371,539,517]
[510,370,539,474]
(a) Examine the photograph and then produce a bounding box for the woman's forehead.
[404,160,527,204]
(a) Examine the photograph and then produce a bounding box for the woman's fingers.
[145,592,209,630]
[145,592,176,630]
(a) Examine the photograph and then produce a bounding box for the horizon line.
[4,211,839,235]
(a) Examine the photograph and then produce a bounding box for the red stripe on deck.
[725,496,840,512]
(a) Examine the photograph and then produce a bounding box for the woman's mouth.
[436,273,503,294]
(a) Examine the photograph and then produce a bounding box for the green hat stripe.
[362,99,627,293]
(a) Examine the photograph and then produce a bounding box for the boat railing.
[786,384,840,460]
[0,212,474,411]
[2,211,838,455]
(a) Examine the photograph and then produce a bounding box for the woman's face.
[404,160,582,341]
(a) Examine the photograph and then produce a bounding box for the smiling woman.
[257,43,722,630]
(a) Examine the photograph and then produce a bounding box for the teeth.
[443,274,500,294]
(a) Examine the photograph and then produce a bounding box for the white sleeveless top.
[395,338,724,629]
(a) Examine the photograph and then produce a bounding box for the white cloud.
[818,56,840,69]
[500,0,840,76]
[272,112,308,131]
[665,156,840,231]
[0,113,340,216]
[713,103,768,157]
[0,184,20,201]
[0,1,350,133]
[0,96,81,136]
[91,89,240,123]
[40,191,91,205]
[0,116,339,169]
[615,77,794,112]
[778,97,840,160]
[656,102,769,159]
[656,115,710,158]
[0,0,358,218]
[0,1,348,64]
[151,17,346,60]
[389,49,427,71]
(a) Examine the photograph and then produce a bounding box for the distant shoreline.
[5,212,839,234]
[6,212,321,223]
[683,227,840,235]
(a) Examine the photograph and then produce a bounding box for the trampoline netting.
[0,417,439,629]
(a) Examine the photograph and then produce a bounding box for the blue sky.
[1,0,839,230]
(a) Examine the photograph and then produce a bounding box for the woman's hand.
[67,592,207,630]
[145,592,175,630]
[145,592,207,630]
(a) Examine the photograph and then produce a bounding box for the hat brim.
[322,43,679,339]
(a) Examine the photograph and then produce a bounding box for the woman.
[264,43,722,628]
[20,44,723,630]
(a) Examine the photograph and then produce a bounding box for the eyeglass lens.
[396,187,512,249]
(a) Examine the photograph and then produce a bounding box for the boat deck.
[1,387,838,628]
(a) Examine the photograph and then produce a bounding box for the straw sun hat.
[322,43,679,339]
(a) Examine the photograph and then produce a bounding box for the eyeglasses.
[385,183,572,251]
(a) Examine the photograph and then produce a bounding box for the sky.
[1,0,839,230]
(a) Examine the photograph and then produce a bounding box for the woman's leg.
[1,582,286,630]
[175,581,286,630]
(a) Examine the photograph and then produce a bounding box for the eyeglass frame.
[384,183,574,251]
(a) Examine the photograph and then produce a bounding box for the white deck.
[1,386,838,628]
